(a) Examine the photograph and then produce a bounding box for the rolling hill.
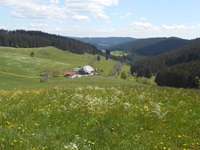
[0,46,132,90]
[0,29,98,54]
[108,37,166,52]
[130,38,200,88]
[72,37,136,50]
[108,37,190,56]
[0,46,130,76]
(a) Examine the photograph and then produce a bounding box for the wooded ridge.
[0,29,98,54]
[130,38,200,88]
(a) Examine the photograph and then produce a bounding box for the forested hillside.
[155,60,200,88]
[0,30,98,54]
[108,37,166,52]
[130,38,200,88]
[108,37,189,56]
[133,37,189,56]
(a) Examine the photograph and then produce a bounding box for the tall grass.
[0,86,199,149]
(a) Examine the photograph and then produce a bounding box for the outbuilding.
[64,71,76,78]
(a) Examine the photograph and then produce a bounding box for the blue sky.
[0,0,200,39]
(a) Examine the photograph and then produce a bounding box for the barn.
[78,65,94,75]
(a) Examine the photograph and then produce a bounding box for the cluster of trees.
[130,38,200,88]
[155,60,200,88]
[0,29,98,54]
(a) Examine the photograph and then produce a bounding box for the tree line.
[0,29,98,54]
[130,38,200,88]
[130,38,200,78]
[155,60,200,88]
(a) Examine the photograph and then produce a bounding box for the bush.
[136,77,152,85]
[52,70,60,77]
[121,71,127,80]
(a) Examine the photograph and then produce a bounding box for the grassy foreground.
[0,86,199,150]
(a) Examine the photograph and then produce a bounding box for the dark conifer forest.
[0,29,98,54]
[130,38,200,88]
[155,60,200,88]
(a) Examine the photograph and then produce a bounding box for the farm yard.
[0,86,199,150]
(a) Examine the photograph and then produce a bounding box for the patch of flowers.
[0,86,199,149]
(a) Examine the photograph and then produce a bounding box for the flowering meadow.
[0,86,199,150]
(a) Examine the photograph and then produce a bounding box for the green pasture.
[0,46,129,77]
[0,46,199,150]
[0,86,199,150]
[110,51,125,57]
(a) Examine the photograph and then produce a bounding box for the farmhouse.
[78,65,94,75]
[65,65,95,78]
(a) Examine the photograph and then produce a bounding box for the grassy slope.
[0,46,124,75]
[0,46,132,90]
[0,46,130,73]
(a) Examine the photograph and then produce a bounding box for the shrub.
[136,77,152,85]
[121,71,127,80]
[52,70,60,77]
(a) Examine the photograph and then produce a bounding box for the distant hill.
[133,37,190,56]
[0,29,98,54]
[130,38,200,88]
[108,37,166,52]
[72,37,136,50]
[108,37,190,56]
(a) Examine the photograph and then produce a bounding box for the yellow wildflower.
[178,135,182,138]
[91,142,95,145]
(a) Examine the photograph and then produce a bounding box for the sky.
[0,0,200,39]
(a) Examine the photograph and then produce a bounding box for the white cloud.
[139,17,147,21]
[162,25,186,30]
[66,0,118,7]
[29,23,48,28]
[120,12,132,19]
[72,15,90,22]
[11,11,25,18]
[0,25,6,29]
[28,23,49,31]
[66,0,118,19]
[130,21,153,29]
[0,0,119,29]
[94,13,109,19]
[49,0,60,4]
[0,0,66,20]
[91,0,118,6]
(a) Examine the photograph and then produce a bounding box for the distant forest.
[130,38,200,88]
[155,60,200,88]
[0,29,98,54]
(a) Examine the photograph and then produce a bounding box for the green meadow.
[0,46,199,150]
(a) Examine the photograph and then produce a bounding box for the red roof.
[64,71,74,76]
